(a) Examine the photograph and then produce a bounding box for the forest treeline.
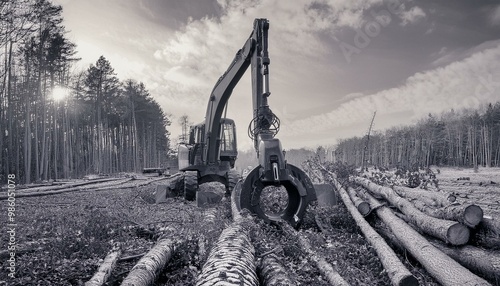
[0,0,171,183]
[335,103,500,170]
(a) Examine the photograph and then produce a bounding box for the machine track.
[183,170,199,201]
[226,169,241,195]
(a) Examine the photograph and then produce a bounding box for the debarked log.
[361,191,490,286]
[355,177,469,245]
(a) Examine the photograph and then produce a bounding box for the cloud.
[399,6,426,26]
[489,5,500,26]
[285,42,500,141]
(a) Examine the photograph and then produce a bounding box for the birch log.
[85,248,122,286]
[121,239,177,286]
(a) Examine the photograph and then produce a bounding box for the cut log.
[281,222,350,286]
[473,218,500,250]
[355,177,470,245]
[0,178,132,200]
[346,186,371,216]
[194,221,258,286]
[411,200,483,228]
[360,191,491,286]
[392,185,455,207]
[258,253,296,286]
[195,187,258,286]
[85,248,122,286]
[121,239,177,286]
[375,222,500,283]
[335,183,417,286]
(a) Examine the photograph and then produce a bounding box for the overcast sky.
[53,0,500,151]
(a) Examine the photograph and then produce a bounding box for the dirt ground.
[1,166,499,285]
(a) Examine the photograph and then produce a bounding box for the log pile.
[318,164,499,286]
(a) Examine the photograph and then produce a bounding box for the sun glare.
[52,86,69,101]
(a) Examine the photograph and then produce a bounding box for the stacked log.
[354,177,470,245]
[357,190,490,286]
[334,181,417,286]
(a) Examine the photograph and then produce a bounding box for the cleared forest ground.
[0,166,499,285]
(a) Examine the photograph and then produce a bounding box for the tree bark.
[346,186,371,216]
[355,177,469,245]
[85,248,122,286]
[333,180,417,286]
[195,219,258,286]
[411,200,483,228]
[121,239,176,286]
[361,191,490,286]
[392,185,455,207]
[258,253,296,286]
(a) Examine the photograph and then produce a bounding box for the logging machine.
[176,18,335,226]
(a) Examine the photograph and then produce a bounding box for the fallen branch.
[85,247,122,286]
[281,222,350,286]
[355,177,470,245]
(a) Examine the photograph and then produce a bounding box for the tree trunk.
[347,186,371,216]
[374,222,500,284]
[121,239,177,286]
[361,191,490,286]
[334,179,417,286]
[410,200,483,228]
[258,253,296,286]
[355,177,469,245]
[195,220,258,286]
[85,248,122,286]
[392,185,455,207]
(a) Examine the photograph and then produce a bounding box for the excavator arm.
[202,18,328,227]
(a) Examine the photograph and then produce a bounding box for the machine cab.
[178,118,237,170]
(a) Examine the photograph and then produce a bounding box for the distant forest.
[335,103,500,170]
[0,1,171,183]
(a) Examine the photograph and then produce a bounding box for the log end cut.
[447,223,470,245]
[398,275,419,286]
[463,205,483,228]
[358,201,371,216]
